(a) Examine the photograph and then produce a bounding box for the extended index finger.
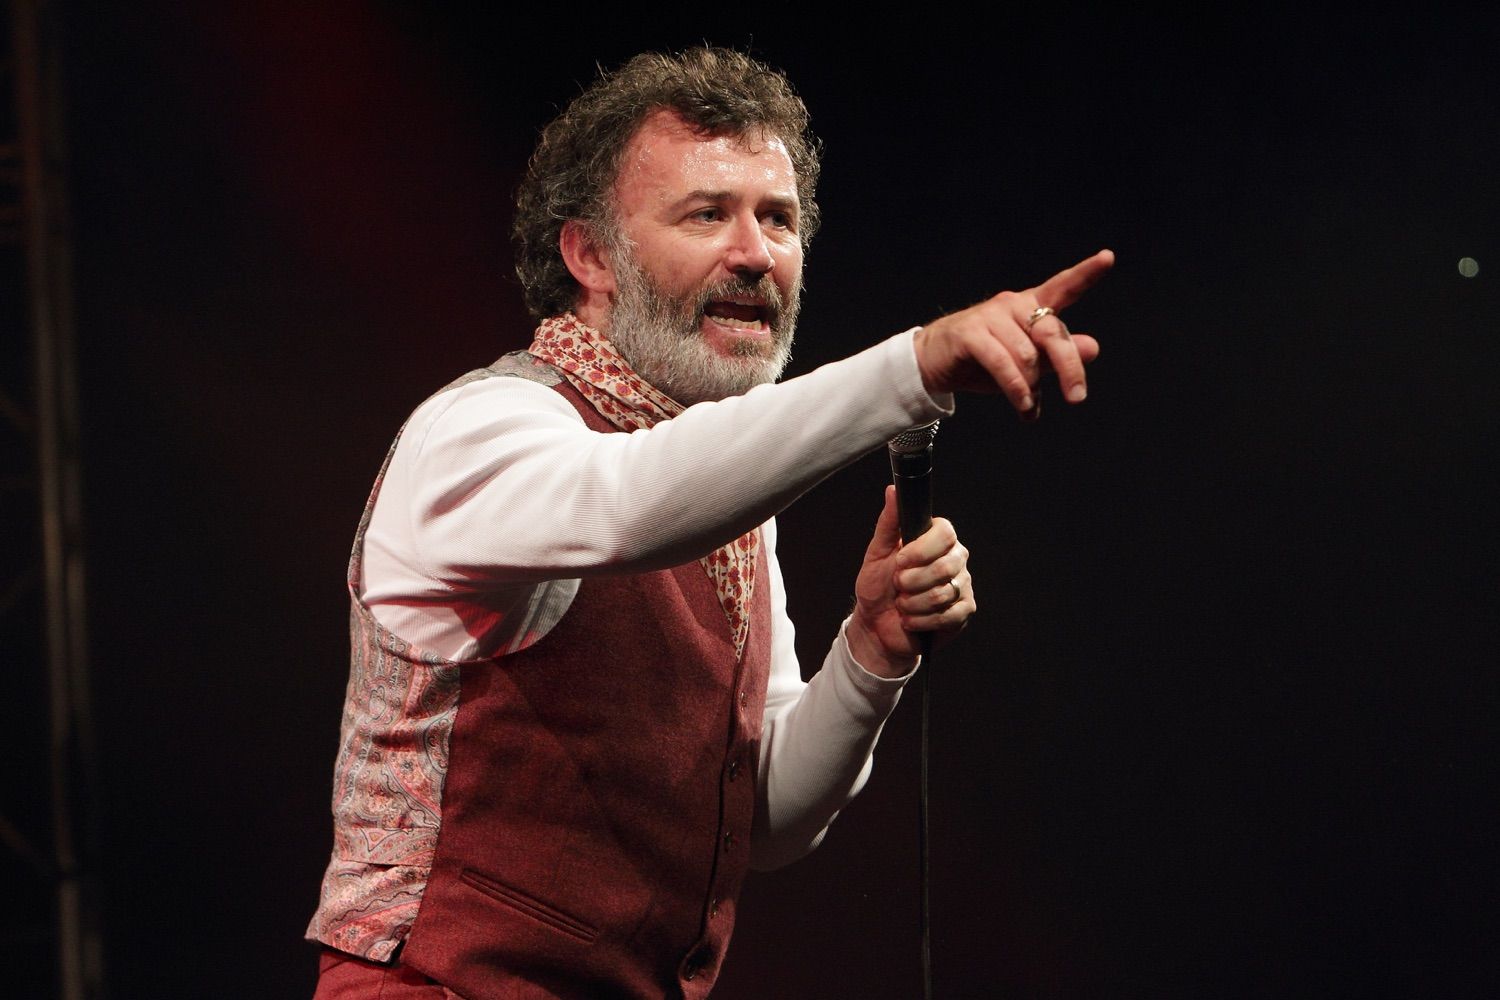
[1030,249,1115,310]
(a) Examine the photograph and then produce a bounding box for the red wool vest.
[400,380,772,1000]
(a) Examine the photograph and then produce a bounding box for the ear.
[559,220,617,299]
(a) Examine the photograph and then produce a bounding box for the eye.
[690,207,723,223]
[764,209,797,234]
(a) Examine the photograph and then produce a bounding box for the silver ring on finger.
[1026,306,1055,330]
[949,578,961,603]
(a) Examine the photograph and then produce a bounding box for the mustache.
[693,274,787,330]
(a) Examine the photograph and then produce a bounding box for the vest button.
[727,757,740,781]
[710,897,721,918]
[723,830,736,851]
[738,689,748,707]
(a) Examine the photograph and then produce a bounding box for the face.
[600,111,805,404]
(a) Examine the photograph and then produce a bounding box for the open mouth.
[703,298,771,331]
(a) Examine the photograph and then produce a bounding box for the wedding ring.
[1026,306,1055,329]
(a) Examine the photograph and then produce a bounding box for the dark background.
[16,3,1499,997]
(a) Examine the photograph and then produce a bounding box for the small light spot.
[1458,257,1479,278]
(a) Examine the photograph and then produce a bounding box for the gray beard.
[603,255,799,406]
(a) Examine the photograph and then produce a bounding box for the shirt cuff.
[896,326,955,419]
[830,616,918,721]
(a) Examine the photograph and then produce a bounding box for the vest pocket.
[458,868,600,944]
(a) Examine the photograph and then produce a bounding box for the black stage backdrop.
[38,4,1498,998]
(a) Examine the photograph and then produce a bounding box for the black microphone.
[891,422,941,998]
[888,422,939,545]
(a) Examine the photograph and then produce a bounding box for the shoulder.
[474,350,565,389]
[406,352,580,435]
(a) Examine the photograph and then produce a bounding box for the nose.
[724,213,775,278]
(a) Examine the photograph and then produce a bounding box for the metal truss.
[3,1,105,997]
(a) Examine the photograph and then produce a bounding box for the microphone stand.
[889,424,938,1000]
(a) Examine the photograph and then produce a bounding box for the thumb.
[863,485,903,560]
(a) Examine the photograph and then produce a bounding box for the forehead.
[613,111,797,212]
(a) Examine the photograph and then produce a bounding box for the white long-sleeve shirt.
[359,328,951,867]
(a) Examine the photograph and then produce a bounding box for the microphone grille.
[888,421,940,455]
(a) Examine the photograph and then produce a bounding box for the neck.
[571,293,612,333]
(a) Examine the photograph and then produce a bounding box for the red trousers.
[314,948,456,999]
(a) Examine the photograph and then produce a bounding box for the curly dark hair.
[513,47,823,319]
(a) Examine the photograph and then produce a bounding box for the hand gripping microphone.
[888,421,939,545]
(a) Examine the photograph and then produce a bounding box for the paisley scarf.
[529,313,760,660]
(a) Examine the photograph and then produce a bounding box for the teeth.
[707,314,766,330]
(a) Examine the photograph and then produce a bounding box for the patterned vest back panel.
[401,380,773,1000]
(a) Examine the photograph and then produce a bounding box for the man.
[308,47,1110,999]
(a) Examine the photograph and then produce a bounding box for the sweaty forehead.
[614,111,797,211]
